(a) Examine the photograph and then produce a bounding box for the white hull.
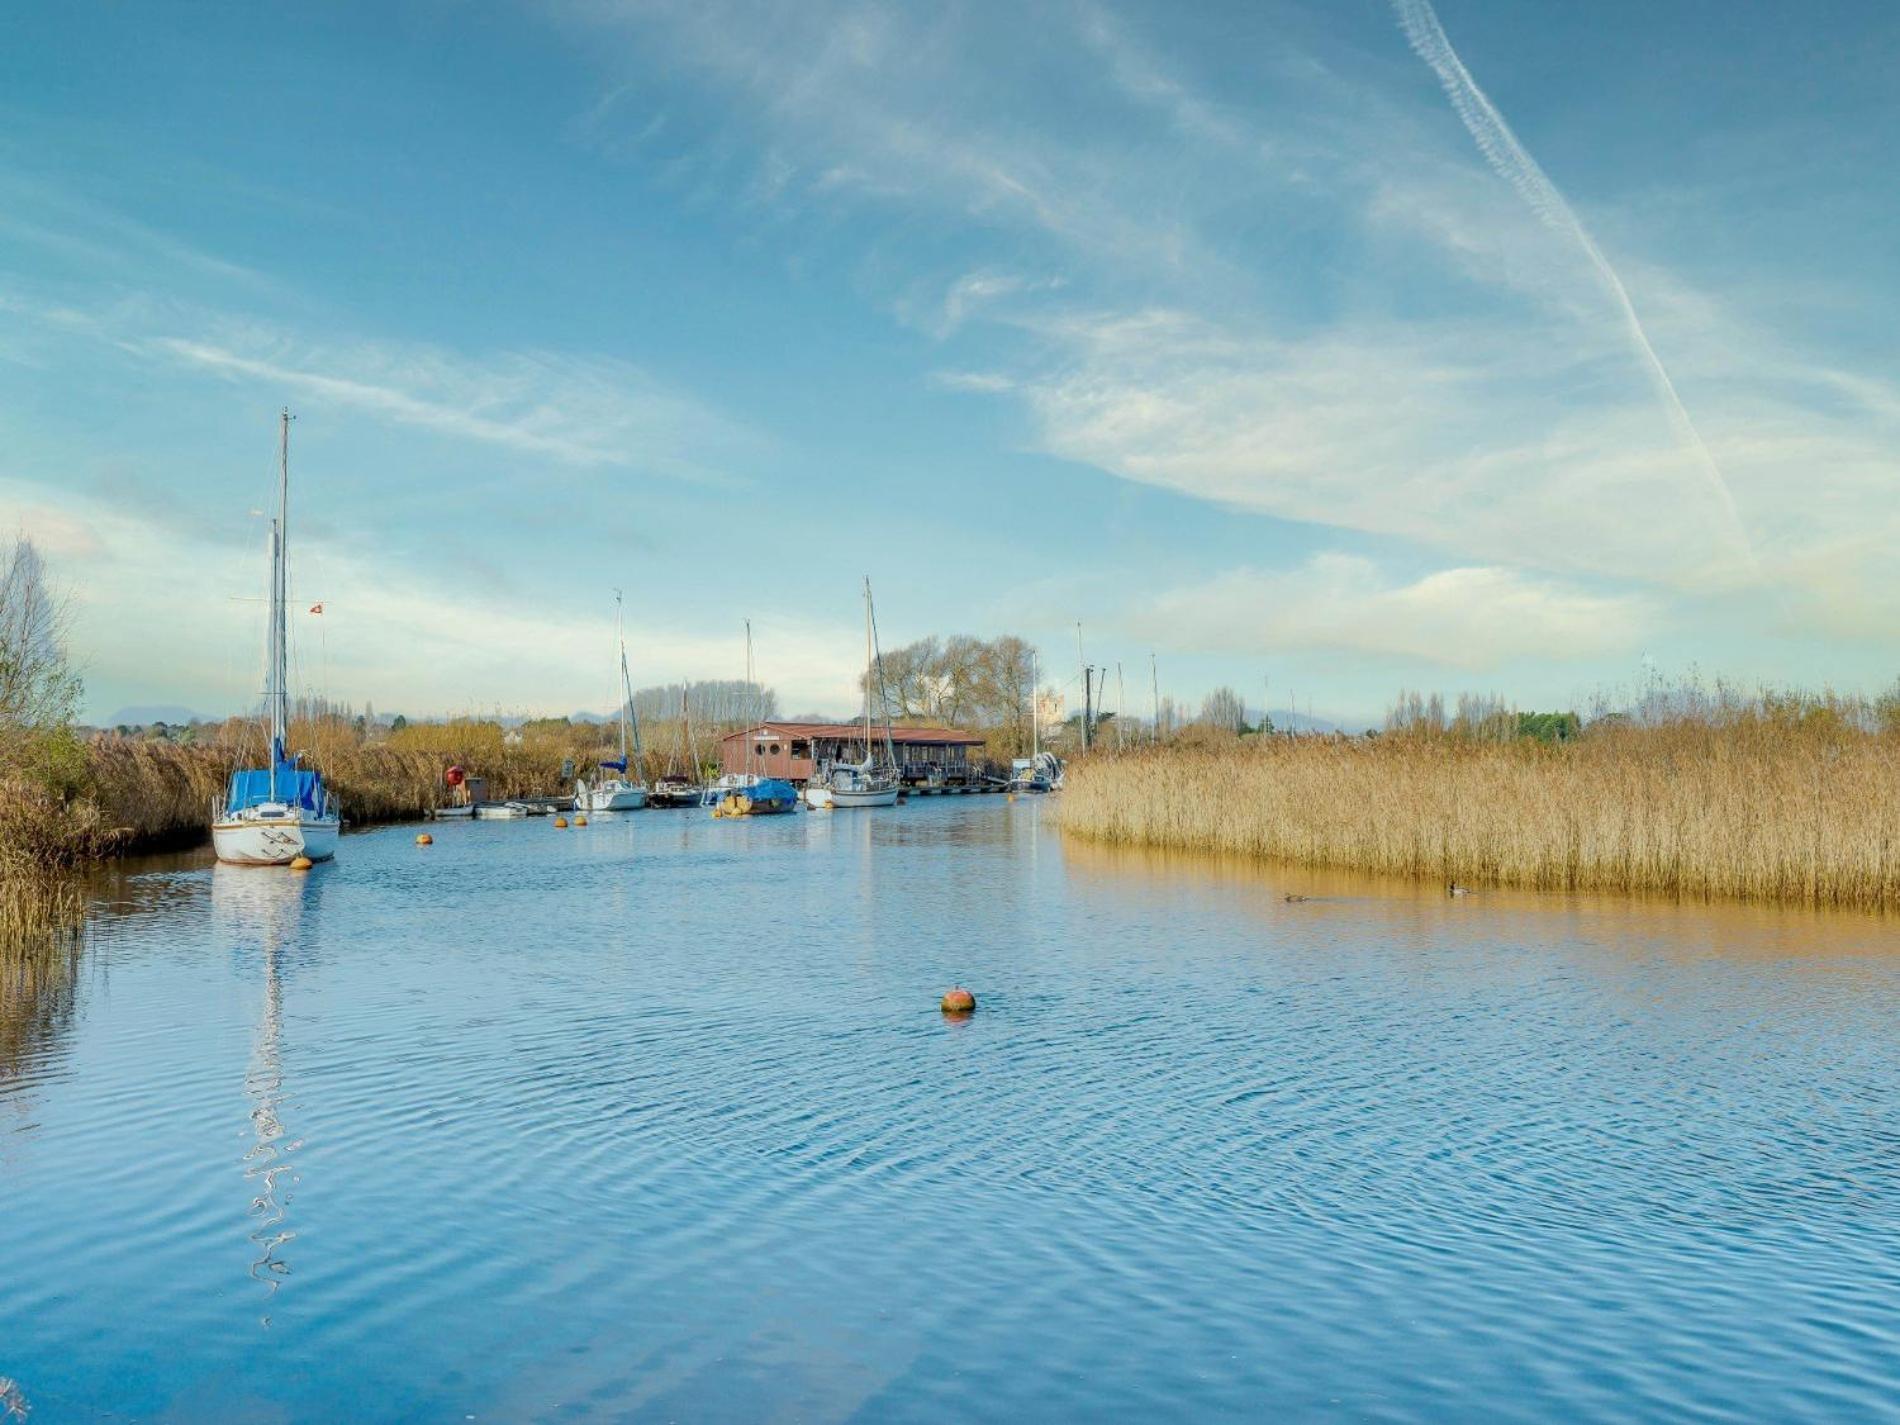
[213,816,341,865]
[577,781,647,812]
[828,784,899,808]
[804,785,833,809]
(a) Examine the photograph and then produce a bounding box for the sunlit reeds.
[1060,699,1900,910]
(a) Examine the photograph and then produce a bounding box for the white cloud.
[0,478,865,721]
[1141,554,1653,670]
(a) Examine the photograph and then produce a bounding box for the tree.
[0,536,85,794]
[1200,686,1246,734]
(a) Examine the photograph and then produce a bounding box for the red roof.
[720,721,984,746]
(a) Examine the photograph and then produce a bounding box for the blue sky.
[3,0,1897,727]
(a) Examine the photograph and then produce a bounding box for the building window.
[791,740,810,757]
[769,743,781,755]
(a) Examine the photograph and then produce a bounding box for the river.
[3,798,1898,1421]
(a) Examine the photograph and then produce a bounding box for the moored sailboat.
[805,577,900,810]
[706,620,798,817]
[574,592,649,812]
[212,410,341,865]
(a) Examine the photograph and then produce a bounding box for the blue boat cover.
[598,757,629,772]
[226,755,326,813]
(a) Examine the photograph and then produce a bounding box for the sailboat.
[212,410,342,865]
[1008,647,1059,793]
[574,591,649,812]
[648,688,704,807]
[805,578,900,809]
[705,621,798,816]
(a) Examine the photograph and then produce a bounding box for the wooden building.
[718,721,986,785]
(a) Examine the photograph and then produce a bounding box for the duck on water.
[212,410,340,865]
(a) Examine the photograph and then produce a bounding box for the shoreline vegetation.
[1060,691,1900,912]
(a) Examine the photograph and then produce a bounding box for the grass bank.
[1059,706,1900,911]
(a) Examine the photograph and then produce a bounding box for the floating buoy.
[575,815,589,827]
[289,855,314,871]
[940,986,976,1015]
[416,833,433,846]
[554,816,569,828]
[1007,792,1016,802]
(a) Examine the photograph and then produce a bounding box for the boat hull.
[827,785,899,808]
[212,816,341,865]
[576,783,647,812]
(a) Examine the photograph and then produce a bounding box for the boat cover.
[598,757,629,772]
[226,760,326,813]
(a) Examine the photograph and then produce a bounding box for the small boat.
[430,804,476,820]
[705,772,799,817]
[1006,649,1060,793]
[709,622,797,817]
[474,802,533,820]
[647,689,704,807]
[804,578,901,810]
[575,592,649,813]
[213,410,342,866]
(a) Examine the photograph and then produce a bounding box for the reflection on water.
[213,867,308,1322]
[0,879,85,1119]
[3,801,1900,1421]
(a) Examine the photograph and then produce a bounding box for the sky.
[2,0,1897,729]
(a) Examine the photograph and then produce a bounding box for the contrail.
[1393,0,1755,570]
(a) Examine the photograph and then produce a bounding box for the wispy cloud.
[1391,0,1755,571]
[143,332,749,483]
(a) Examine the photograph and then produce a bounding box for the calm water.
[5,799,1900,1422]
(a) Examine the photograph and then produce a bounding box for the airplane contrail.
[1393,0,1756,571]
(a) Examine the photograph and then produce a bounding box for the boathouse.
[718,721,986,785]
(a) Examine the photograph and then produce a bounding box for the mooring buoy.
[416,833,433,846]
[289,855,314,871]
[553,816,569,828]
[575,815,589,827]
[940,986,976,1015]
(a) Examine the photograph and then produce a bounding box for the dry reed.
[1060,712,1900,911]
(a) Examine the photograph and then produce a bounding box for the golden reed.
[1060,713,1900,911]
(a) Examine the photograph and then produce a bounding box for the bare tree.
[0,537,80,738]
[1200,685,1246,734]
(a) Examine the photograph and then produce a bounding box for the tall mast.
[1150,653,1159,743]
[863,577,874,763]
[744,620,754,780]
[271,408,292,768]
[1031,648,1039,762]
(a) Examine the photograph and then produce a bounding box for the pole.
[1150,653,1159,743]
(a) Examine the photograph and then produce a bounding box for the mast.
[863,577,874,765]
[1150,653,1159,743]
[1116,662,1125,751]
[1031,648,1040,763]
[268,409,292,792]
[744,620,754,780]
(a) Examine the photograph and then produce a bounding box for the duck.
[1283,893,1309,903]
[1447,881,1472,897]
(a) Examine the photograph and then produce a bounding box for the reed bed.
[1060,713,1900,911]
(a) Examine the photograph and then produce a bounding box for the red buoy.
[445,764,466,787]
[940,987,976,1015]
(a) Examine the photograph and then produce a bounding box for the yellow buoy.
[289,855,314,871]
[735,795,753,816]
[554,816,569,828]
[416,833,433,846]
[575,815,589,827]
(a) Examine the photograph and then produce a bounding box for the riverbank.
[0,721,579,873]
[1058,714,1900,911]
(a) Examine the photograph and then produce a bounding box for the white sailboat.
[575,591,648,812]
[805,578,900,810]
[213,410,342,864]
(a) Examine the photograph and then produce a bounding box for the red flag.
[308,603,324,615]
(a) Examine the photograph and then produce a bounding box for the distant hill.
[104,704,211,727]
[1255,706,1359,736]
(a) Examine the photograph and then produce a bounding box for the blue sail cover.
[598,757,629,772]
[225,759,326,813]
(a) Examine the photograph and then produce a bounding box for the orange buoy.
[575,815,589,826]
[289,855,314,871]
[940,986,976,1015]
[416,833,433,846]
[554,816,569,828]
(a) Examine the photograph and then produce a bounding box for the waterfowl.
[1447,882,1472,897]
